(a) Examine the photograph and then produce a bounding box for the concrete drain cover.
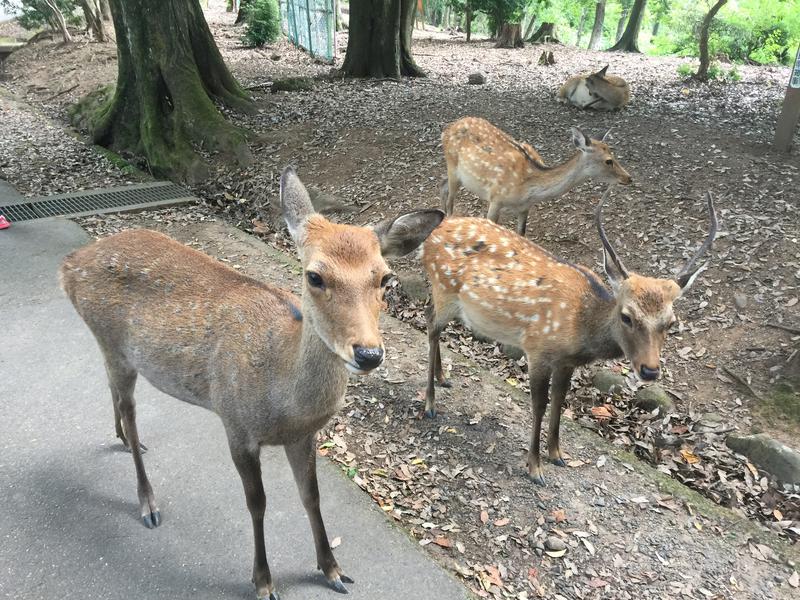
[0,182,196,222]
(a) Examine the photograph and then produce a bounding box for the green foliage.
[1,0,80,30]
[676,60,741,81]
[676,62,694,76]
[242,0,280,47]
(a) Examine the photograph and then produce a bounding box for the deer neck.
[523,151,589,201]
[578,292,624,362]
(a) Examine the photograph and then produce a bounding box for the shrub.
[676,63,694,77]
[242,0,280,47]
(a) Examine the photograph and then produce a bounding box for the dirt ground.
[1,3,799,597]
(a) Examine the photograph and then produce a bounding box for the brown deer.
[440,117,632,236]
[59,167,444,600]
[421,190,717,484]
[558,65,631,111]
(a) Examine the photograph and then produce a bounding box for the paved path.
[0,217,469,600]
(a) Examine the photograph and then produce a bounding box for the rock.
[726,434,800,483]
[634,384,674,414]
[271,76,314,93]
[395,271,429,304]
[544,536,566,552]
[269,53,281,61]
[733,292,748,309]
[592,369,626,394]
[468,72,486,85]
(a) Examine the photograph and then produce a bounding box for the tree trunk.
[43,0,73,43]
[99,0,111,20]
[609,0,647,52]
[695,0,727,80]
[575,6,588,47]
[80,0,106,41]
[235,0,251,24]
[88,0,253,181]
[495,22,523,48]
[589,0,605,49]
[651,16,660,36]
[465,2,472,41]
[529,22,558,44]
[523,13,537,40]
[415,0,424,29]
[615,8,628,42]
[342,0,424,78]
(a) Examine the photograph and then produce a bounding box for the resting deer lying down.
[558,65,631,110]
[422,190,717,484]
[60,166,444,600]
[440,117,632,235]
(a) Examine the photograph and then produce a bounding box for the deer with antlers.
[558,65,631,111]
[440,117,632,236]
[421,190,717,484]
[60,167,444,599]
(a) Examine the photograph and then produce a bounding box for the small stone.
[734,292,748,309]
[726,433,800,483]
[395,271,429,304]
[468,72,486,85]
[593,369,626,394]
[534,542,544,556]
[592,497,606,507]
[545,536,567,552]
[270,53,281,61]
[634,384,674,414]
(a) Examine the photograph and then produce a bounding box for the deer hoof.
[436,379,452,388]
[257,592,280,600]
[141,510,161,529]
[528,473,546,486]
[123,441,148,454]
[328,576,351,594]
[551,457,566,467]
[423,408,437,419]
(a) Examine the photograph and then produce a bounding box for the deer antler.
[595,188,630,279]
[676,191,718,282]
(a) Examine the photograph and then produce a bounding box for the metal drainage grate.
[0,182,197,222]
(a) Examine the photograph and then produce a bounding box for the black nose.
[640,365,660,381]
[353,346,384,371]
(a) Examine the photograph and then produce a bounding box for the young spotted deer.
[422,190,717,484]
[558,65,631,111]
[60,167,444,600]
[440,117,632,236]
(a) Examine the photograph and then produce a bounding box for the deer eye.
[306,271,324,289]
[605,159,613,166]
[620,313,633,326]
[380,273,394,288]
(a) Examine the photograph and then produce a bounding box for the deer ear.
[602,248,626,294]
[571,127,592,152]
[371,209,445,258]
[280,166,316,245]
[597,64,609,77]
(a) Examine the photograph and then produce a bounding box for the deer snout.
[352,345,384,371]
[619,173,632,185]
[639,365,660,381]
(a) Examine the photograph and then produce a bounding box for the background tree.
[80,0,253,181]
[342,0,425,78]
[694,0,727,79]
[588,0,605,49]
[609,0,647,51]
[615,0,632,41]
[78,0,105,40]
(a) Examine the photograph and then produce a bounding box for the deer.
[440,117,632,236]
[421,189,717,484]
[558,65,631,111]
[59,166,444,600]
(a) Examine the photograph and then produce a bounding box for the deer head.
[597,191,718,380]
[571,127,633,186]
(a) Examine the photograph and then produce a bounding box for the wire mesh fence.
[279,0,335,62]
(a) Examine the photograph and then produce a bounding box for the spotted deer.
[558,65,631,111]
[440,117,632,236]
[422,190,717,484]
[59,167,444,600]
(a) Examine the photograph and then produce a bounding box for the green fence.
[280,0,335,62]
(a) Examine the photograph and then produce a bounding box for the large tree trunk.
[465,1,472,41]
[589,0,605,49]
[615,7,628,41]
[342,0,424,78]
[99,0,111,20]
[575,6,588,47]
[651,16,660,36]
[695,0,727,80]
[44,0,73,43]
[87,0,253,182]
[609,0,647,52]
[495,22,523,48]
[529,22,559,44]
[523,13,537,40]
[79,0,106,41]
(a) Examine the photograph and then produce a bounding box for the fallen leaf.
[551,509,566,523]
[433,536,452,548]
[591,405,614,420]
[480,510,489,524]
[493,517,510,527]
[545,548,567,558]
[680,449,700,464]
[788,571,799,588]
[330,536,341,549]
[589,577,608,588]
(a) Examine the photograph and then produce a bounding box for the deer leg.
[229,442,277,600]
[515,208,529,236]
[547,366,574,466]
[425,304,450,418]
[285,434,353,594]
[108,373,147,453]
[444,170,459,215]
[486,201,501,224]
[105,358,160,528]
[527,367,552,485]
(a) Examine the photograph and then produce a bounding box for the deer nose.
[352,346,384,371]
[640,365,660,381]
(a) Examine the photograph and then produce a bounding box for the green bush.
[242,0,280,47]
